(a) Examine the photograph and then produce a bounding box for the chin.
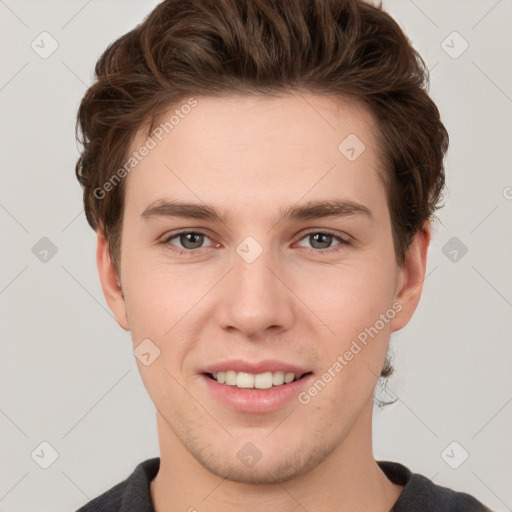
[200,457,306,485]
[188,439,332,485]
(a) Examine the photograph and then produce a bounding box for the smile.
[208,370,309,389]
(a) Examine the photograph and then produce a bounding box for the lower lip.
[201,373,313,413]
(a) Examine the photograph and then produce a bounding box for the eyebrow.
[140,198,373,224]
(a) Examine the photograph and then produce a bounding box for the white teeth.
[236,372,254,388]
[254,371,273,389]
[210,370,303,389]
[284,372,295,384]
[225,370,237,385]
[272,371,285,386]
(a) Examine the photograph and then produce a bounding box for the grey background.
[0,0,511,511]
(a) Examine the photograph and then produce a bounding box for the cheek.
[121,255,214,346]
[121,259,173,337]
[121,262,199,398]
[291,252,398,402]
[294,258,398,337]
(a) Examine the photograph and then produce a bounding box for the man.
[74,0,491,510]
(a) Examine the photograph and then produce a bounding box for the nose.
[215,246,296,339]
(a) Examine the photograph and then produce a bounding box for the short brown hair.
[75,0,449,379]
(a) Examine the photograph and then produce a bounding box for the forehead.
[123,92,387,217]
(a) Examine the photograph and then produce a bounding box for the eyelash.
[160,229,351,256]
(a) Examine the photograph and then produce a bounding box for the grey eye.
[177,232,205,249]
[308,233,335,249]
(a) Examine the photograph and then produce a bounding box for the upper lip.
[201,359,311,376]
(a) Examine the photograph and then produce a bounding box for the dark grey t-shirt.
[75,457,492,511]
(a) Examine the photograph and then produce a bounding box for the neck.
[150,403,403,512]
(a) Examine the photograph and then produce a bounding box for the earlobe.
[96,232,130,331]
[390,222,431,333]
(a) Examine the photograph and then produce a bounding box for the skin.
[97,92,430,512]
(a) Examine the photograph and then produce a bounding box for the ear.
[390,222,431,333]
[96,232,130,331]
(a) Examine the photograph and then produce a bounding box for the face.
[98,93,428,484]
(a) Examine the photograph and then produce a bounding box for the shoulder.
[377,460,492,512]
[75,480,125,512]
[74,457,160,512]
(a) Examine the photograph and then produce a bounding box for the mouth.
[199,360,314,412]
[204,370,312,390]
